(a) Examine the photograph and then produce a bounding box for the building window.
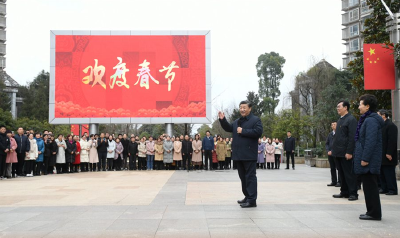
[350,24,359,36]
[349,8,359,22]
[350,39,359,52]
[361,0,369,13]
[349,0,359,7]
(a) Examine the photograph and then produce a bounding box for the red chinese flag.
[363,44,395,90]
[71,124,79,136]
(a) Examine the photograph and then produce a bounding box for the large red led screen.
[54,35,206,118]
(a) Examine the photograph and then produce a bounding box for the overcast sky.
[6,0,343,119]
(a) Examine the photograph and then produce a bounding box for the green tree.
[18,70,50,121]
[0,76,10,111]
[256,52,286,115]
[197,124,212,137]
[347,0,400,112]
[0,108,14,129]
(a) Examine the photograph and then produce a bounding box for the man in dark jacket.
[128,137,138,170]
[284,131,296,170]
[332,100,359,201]
[377,109,398,196]
[219,100,263,208]
[121,134,130,170]
[182,135,193,171]
[202,131,214,170]
[97,133,108,171]
[325,122,341,187]
[14,127,30,176]
[0,125,10,179]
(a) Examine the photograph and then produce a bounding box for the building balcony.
[343,57,350,68]
[0,44,5,55]
[0,3,5,16]
[342,13,359,26]
[342,0,360,11]
[0,16,5,28]
[342,27,360,40]
[0,30,5,42]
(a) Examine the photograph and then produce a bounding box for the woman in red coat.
[73,135,81,172]
[6,130,17,178]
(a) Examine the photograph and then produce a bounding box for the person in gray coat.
[163,136,174,170]
[353,94,384,221]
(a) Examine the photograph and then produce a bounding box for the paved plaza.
[0,165,399,238]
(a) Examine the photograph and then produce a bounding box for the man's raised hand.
[218,111,225,120]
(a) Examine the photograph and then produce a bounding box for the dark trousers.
[286,151,295,168]
[16,152,26,175]
[35,162,43,175]
[155,161,163,170]
[380,165,398,194]
[138,157,146,170]
[336,157,358,197]
[11,163,18,177]
[328,155,340,184]
[360,173,382,218]
[43,156,50,175]
[81,163,89,172]
[236,160,257,203]
[107,158,114,170]
[98,152,107,171]
[225,157,231,169]
[233,160,237,169]
[24,160,35,175]
[204,150,212,170]
[129,155,137,170]
[0,154,6,177]
[90,163,97,171]
[122,154,128,169]
[56,163,67,173]
[182,154,191,170]
[218,161,225,170]
[274,154,280,169]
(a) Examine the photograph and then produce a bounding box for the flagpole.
[386,13,400,150]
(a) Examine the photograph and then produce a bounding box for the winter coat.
[73,141,81,164]
[107,140,116,158]
[121,138,130,157]
[55,139,66,163]
[114,142,124,160]
[332,113,357,157]
[0,132,10,156]
[173,141,182,161]
[212,143,218,163]
[128,141,138,158]
[274,142,283,155]
[44,139,52,158]
[226,142,232,157]
[182,139,193,155]
[219,113,263,161]
[14,133,30,154]
[381,119,398,166]
[80,139,90,163]
[49,140,58,167]
[6,137,18,163]
[163,140,173,163]
[97,138,108,153]
[155,142,164,161]
[202,136,214,151]
[192,140,202,163]
[353,112,384,175]
[138,142,147,158]
[325,131,335,153]
[89,139,99,163]
[257,143,265,163]
[26,139,38,161]
[146,140,155,155]
[265,143,275,163]
[65,140,76,163]
[216,141,227,161]
[284,137,295,152]
[35,138,45,162]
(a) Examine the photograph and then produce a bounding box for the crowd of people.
[0,127,291,178]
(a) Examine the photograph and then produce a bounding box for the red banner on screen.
[55,35,206,118]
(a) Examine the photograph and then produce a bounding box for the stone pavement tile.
[155,230,210,238]
[205,210,250,219]
[77,211,124,220]
[3,220,63,232]
[209,227,266,238]
[85,205,131,212]
[127,205,167,211]
[12,206,87,213]
[246,210,293,219]
[312,228,380,238]
[286,210,337,219]
[44,230,106,238]
[296,217,356,229]
[253,218,307,229]
[56,219,115,231]
[166,205,205,211]
[203,205,240,211]
[207,218,257,229]
[163,210,206,219]
[0,207,17,213]
[106,219,161,231]
[0,212,40,222]
[0,230,52,238]
[262,228,323,238]
[0,221,20,232]
[119,209,164,219]
[102,230,156,238]
[26,211,85,222]
[363,227,400,237]
[157,219,208,231]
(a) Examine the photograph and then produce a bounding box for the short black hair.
[34,132,41,137]
[206,130,210,134]
[337,100,350,111]
[0,125,5,129]
[118,134,122,136]
[239,100,253,108]
[378,109,390,118]
[360,94,378,112]
[287,131,291,133]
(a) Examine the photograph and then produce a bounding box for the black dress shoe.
[333,194,349,198]
[327,183,337,186]
[237,198,247,204]
[359,215,381,221]
[385,191,398,195]
[240,202,257,208]
[335,183,341,187]
[348,195,358,201]
[285,168,289,170]
[292,167,295,170]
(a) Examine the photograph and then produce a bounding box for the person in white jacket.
[107,135,116,171]
[79,135,90,172]
[274,138,283,169]
[25,134,38,177]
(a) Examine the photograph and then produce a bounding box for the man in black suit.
[377,109,398,195]
[326,122,341,187]
[284,131,296,170]
[332,100,358,201]
[219,100,263,208]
